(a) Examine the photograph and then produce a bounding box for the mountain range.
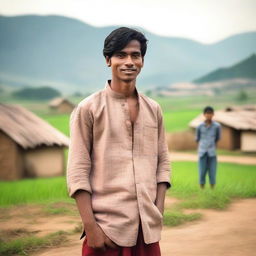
[0,15,256,93]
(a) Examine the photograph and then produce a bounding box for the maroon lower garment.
[82,225,161,256]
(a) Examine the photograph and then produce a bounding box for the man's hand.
[156,202,164,215]
[155,182,168,215]
[74,190,119,251]
[86,223,118,251]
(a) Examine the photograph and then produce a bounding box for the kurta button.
[126,120,131,126]
[121,103,125,106]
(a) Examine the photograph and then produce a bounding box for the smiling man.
[67,27,171,256]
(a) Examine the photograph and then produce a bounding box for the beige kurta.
[66,81,171,246]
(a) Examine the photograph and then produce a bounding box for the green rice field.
[1,162,255,209]
[38,110,199,135]
[1,94,256,211]
[40,114,70,136]
[2,89,256,134]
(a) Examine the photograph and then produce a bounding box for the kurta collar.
[105,80,139,99]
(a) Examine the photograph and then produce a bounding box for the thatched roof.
[189,107,256,131]
[225,105,256,112]
[49,97,75,107]
[0,104,69,149]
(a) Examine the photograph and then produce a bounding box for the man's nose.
[124,55,134,66]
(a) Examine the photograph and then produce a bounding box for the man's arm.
[196,125,200,143]
[74,190,117,251]
[67,105,93,197]
[215,124,221,143]
[155,183,168,214]
[155,104,171,214]
[67,104,117,250]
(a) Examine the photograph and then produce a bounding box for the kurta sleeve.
[66,102,93,198]
[156,104,171,188]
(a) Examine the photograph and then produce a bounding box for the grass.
[2,92,256,134]
[0,177,71,207]
[39,113,70,136]
[162,161,256,226]
[168,161,256,207]
[172,149,256,157]
[0,161,255,254]
[43,202,75,215]
[37,108,199,134]
[163,109,201,132]
[1,162,255,209]
[216,149,256,157]
[0,230,68,256]
[37,108,201,134]
[163,211,202,226]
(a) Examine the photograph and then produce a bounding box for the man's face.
[204,111,214,121]
[106,40,144,83]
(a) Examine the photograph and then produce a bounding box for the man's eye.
[116,53,125,58]
[132,54,141,58]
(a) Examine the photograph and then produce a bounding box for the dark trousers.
[199,153,217,184]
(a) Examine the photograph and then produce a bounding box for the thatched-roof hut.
[49,97,75,114]
[0,104,69,180]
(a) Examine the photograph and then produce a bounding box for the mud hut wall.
[167,125,240,151]
[241,131,256,152]
[58,102,74,114]
[0,131,24,180]
[24,146,65,177]
[218,125,235,150]
[166,130,197,151]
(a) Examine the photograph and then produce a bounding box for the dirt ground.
[170,152,256,165]
[1,198,256,256]
[161,198,256,256]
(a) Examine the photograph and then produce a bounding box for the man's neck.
[110,78,137,98]
[205,120,212,126]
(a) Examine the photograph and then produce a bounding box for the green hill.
[1,15,256,93]
[193,54,256,83]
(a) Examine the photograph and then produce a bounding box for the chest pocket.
[143,122,158,156]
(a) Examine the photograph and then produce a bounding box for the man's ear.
[142,57,144,67]
[106,56,111,67]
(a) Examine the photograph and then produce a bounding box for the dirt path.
[170,152,256,165]
[1,198,255,256]
[161,198,256,256]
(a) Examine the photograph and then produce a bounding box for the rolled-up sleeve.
[156,104,171,188]
[66,102,93,198]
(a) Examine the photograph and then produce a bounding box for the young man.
[196,106,221,189]
[67,27,171,256]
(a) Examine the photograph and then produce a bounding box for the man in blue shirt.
[196,106,221,189]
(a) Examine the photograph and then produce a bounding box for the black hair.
[203,106,214,114]
[103,27,148,58]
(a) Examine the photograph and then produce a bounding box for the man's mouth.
[120,68,137,73]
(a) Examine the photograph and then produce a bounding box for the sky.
[0,0,256,44]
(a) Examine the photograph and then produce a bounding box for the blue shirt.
[196,121,221,157]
